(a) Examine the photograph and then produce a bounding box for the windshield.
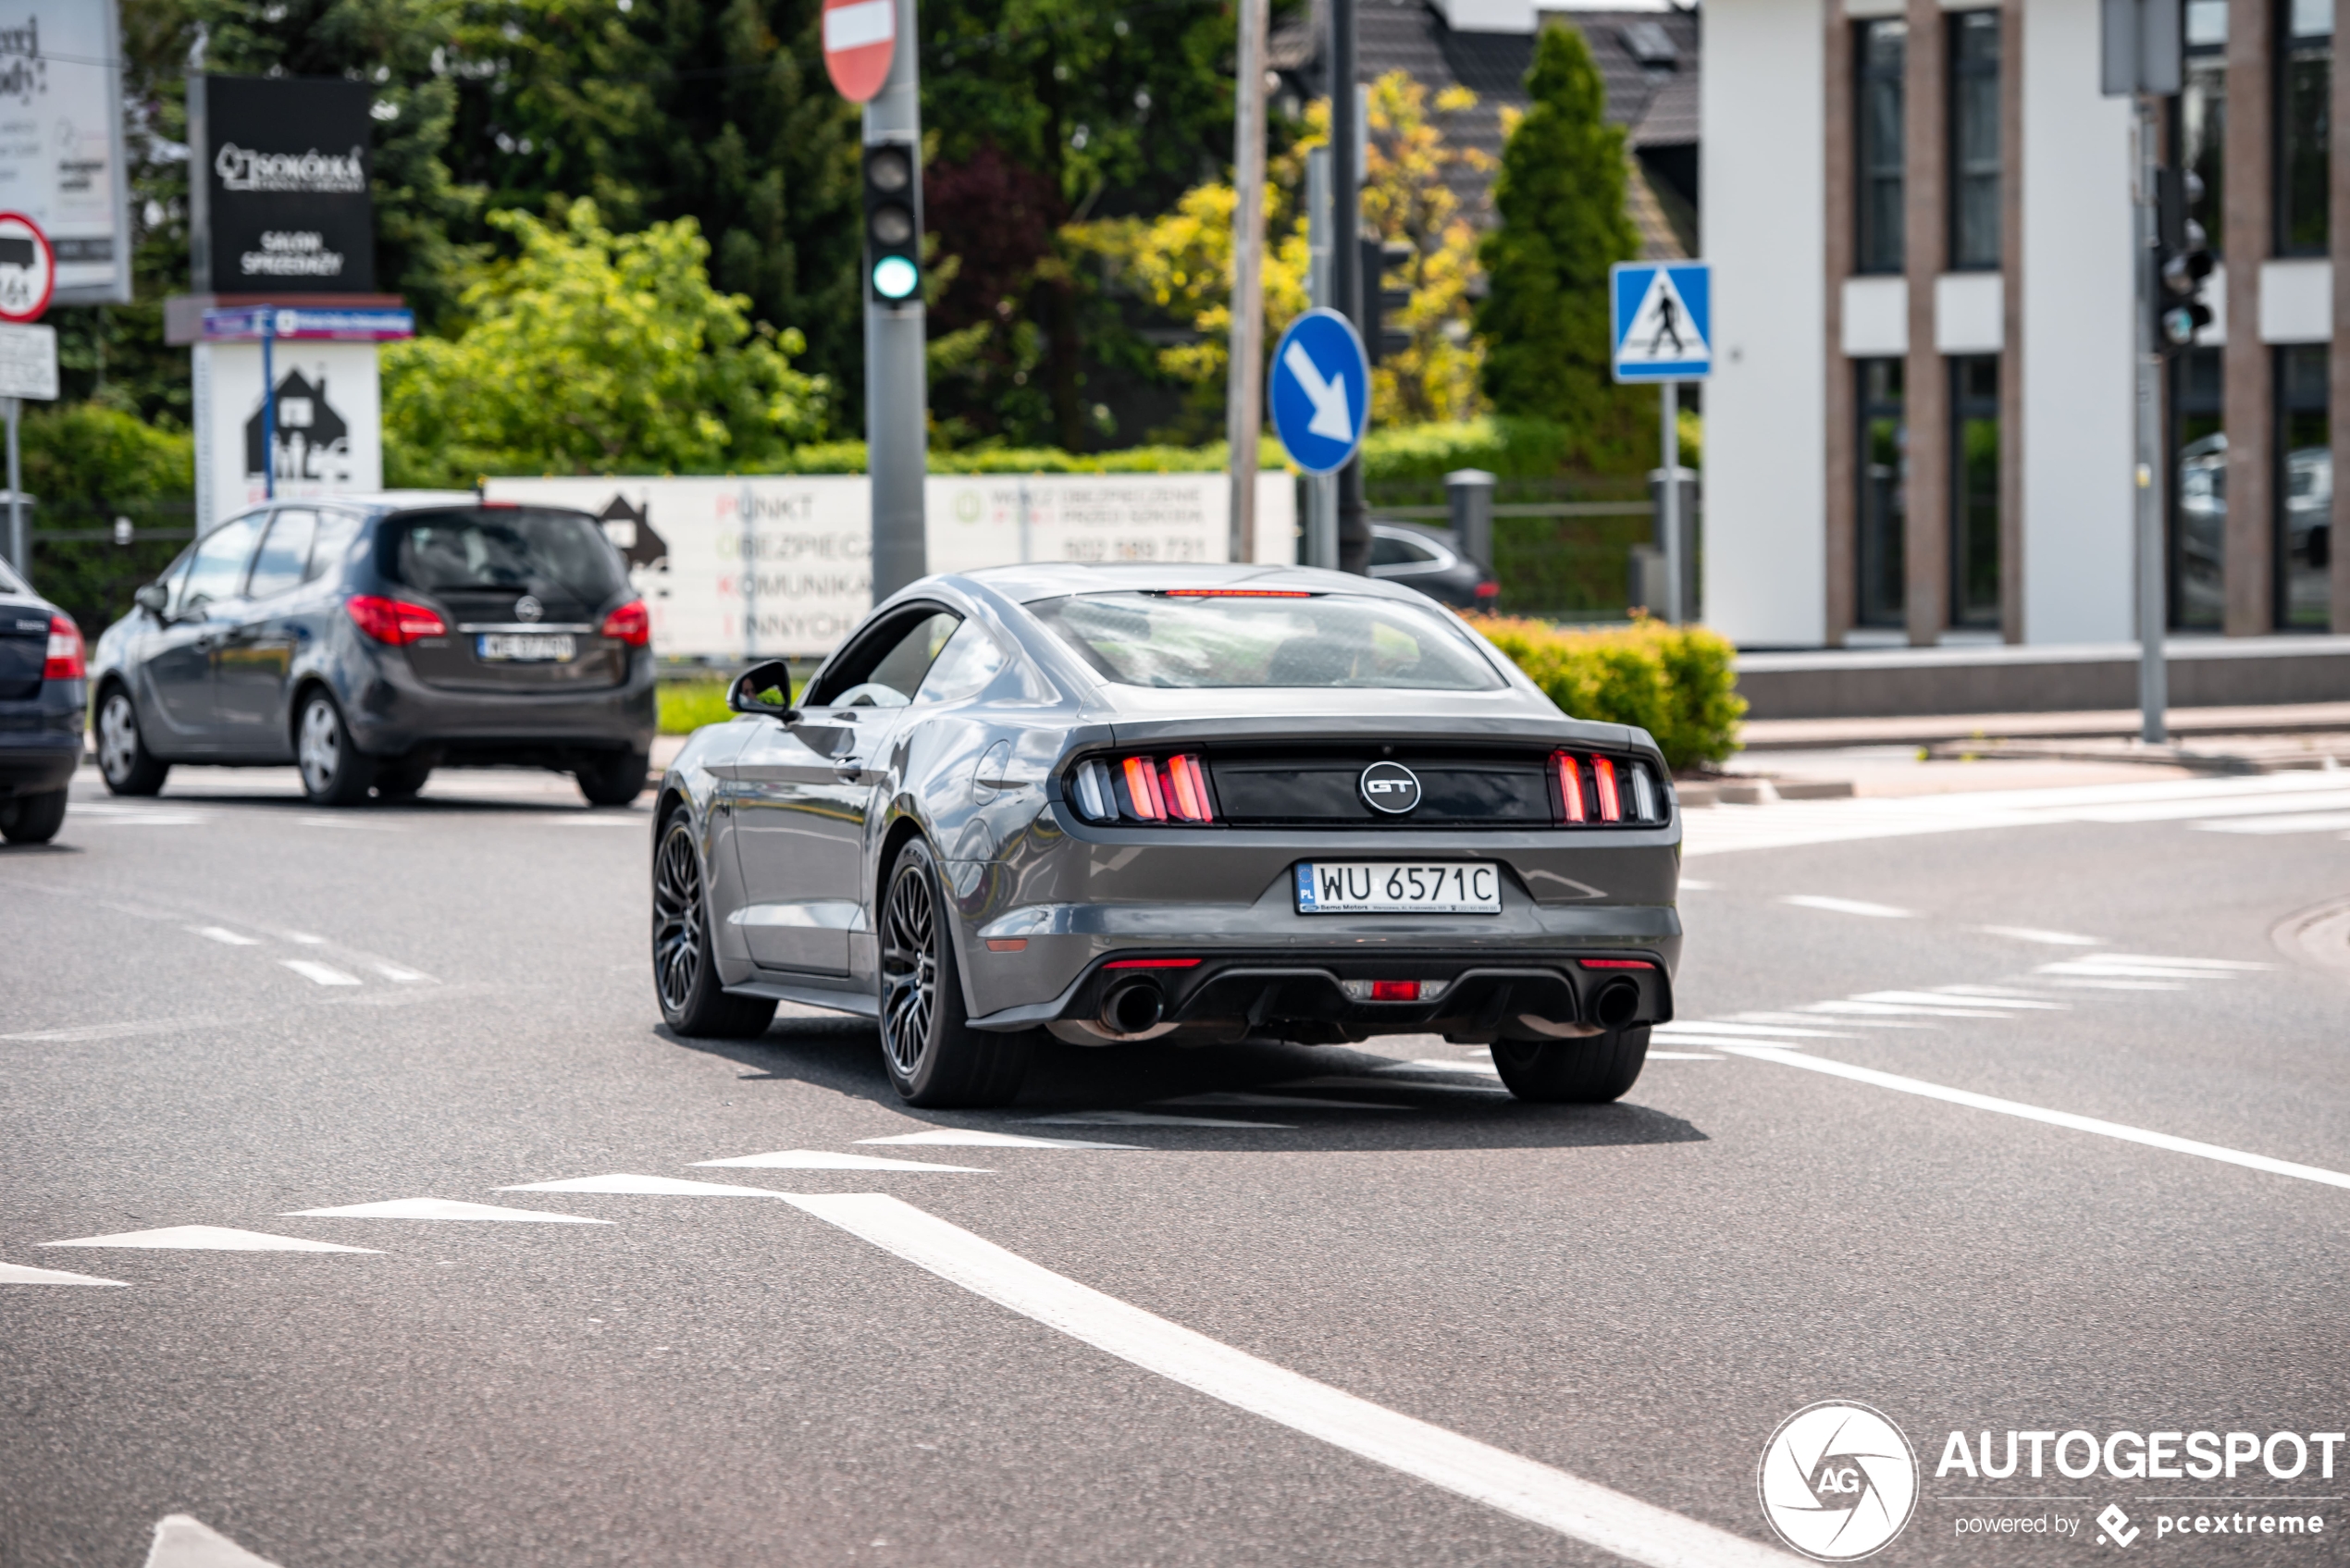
[388,507,627,603]
[1029,591,1504,690]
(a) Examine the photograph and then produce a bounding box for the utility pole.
[1329,0,1368,574]
[864,0,927,599]
[1226,0,1269,567]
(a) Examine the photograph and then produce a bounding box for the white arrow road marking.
[1722,1047,2350,1191]
[0,1260,130,1286]
[782,1193,1804,1568]
[285,1198,610,1223]
[1282,340,1354,440]
[497,1173,791,1198]
[860,1129,1145,1150]
[145,1513,281,1568]
[43,1226,377,1253]
[697,1150,990,1172]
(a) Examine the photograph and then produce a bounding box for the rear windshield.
[387,507,627,602]
[1029,591,1504,691]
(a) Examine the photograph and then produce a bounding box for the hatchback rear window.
[1029,590,1504,690]
[387,508,627,603]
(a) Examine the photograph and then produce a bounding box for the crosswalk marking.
[1851,989,2067,1011]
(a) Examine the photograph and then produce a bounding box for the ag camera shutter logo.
[1758,1401,1919,1561]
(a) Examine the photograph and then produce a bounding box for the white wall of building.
[1702,0,1827,646]
[2019,0,2137,644]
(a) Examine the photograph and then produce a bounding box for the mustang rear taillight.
[600,599,651,647]
[1071,753,1218,824]
[347,594,448,646]
[1551,750,1664,826]
[43,614,84,681]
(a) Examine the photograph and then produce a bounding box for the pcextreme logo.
[1759,1401,1921,1561]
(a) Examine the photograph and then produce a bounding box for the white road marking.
[1024,1110,1296,1129]
[1779,895,1912,919]
[1851,989,2068,1011]
[286,932,327,945]
[860,1129,1145,1150]
[1654,1020,1854,1039]
[370,963,428,982]
[1677,878,1716,890]
[75,813,204,826]
[43,1225,377,1253]
[2035,959,2242,981]
[1800,1000,2012,1019]
[782,1193,1804,1568]
[1731,1009,1934,1030]
[2097,953,2275,970]
[1270,1074,1513,1096]
[546,816,645,826]
[145,1514,281,1568]
[1648,1035,1809,1051]
[1384,1058,1503,1077]
[2048,979,2186,991]
[189,925,260,946]
[1932,984,2068,999]
[697,1150,990,1172]
[1647,1052,1724,1061]
[279,959,361,986]
[286,1198,610,1223]
[1724,1047,2350,1191]
[298,815,403,831]
[1152,1092,1410,1110]
[0,1260,130,1286]
[2193,809,2350,833]
[2,1016,225,1043]
[497,1173,790,1197]
[2072,787,2350,824]
[1978,925,2107,945]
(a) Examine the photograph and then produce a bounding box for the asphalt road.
[5,761,2348,1568]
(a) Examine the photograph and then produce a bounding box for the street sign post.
[1612,261,1712,624]
[1267,307,1370,479]
[854,0,927,599]
[823,0,897,104]
[0,214,58,325]
[0,216,56,574]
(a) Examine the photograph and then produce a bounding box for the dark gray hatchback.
[0,553,85,844]
[88,499,656,806]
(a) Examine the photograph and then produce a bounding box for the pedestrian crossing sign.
[1611,262,1711,382]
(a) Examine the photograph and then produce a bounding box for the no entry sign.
[823,0,897,103]
[0,214,56,324]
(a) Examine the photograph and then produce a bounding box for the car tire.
[1489,1025,1649,1104]
[96,688,169,796]
[295,690,377,806]
[375,759,432,800]
[577,750,649,808]
[879,836,1033,1107]
[652,811,778,1039]
[0,787,68,845]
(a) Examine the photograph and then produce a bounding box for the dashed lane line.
[1,1260,130,1286]
[1978,926,2108,945]
[1722,1047,2350,1192]
[860,1130,1146,1150]
[697,1150,992,1172]
[498,1173,793,1198]
[783,1192,1804,1568]
[189,925,260,946]
[1778,895,1912,919]
[279,958,361,987]
[43,1225,378,1253]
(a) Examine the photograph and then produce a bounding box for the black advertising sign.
[190,74,376,294]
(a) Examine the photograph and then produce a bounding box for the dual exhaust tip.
[1096,972,1644,1036]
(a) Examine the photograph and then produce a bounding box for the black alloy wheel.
[652,812,776,1039]
[1489,1025,1650,1104]
[878,837,1032,1107]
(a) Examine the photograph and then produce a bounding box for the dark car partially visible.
[1367,523,1498,611]
[0,554,85,845]
[89,500,656,807]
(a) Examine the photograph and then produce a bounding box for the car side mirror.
[134,583,169,617]
[727,659,798,722]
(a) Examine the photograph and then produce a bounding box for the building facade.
[1705,0,2350,648]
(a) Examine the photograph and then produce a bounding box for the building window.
[1948,12,2001,270]
[1858,358,1908,627]
[1856,20,1907,276]
[2277,346,2331,627]
[2279,0,2332,254]
[2170,347,2226,630]
[1950,355,2001,627]
[2183,0,2228,256]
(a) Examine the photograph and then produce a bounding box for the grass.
[658,681,736,735]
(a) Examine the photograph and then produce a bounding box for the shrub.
[1467,614,1744,771]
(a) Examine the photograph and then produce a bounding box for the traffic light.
[1359,238,1413,364]
[2153,167,2213,355]
[863,141,921,305]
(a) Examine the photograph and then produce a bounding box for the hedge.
[1468,615,1744,772]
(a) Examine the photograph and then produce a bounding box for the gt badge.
[1359,760,1421,815]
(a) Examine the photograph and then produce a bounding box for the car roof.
[959,562,1445,604]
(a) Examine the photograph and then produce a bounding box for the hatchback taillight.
[600,599,650,647]
[1550,750,1664,825]
[43,614,84,681]
[346,594,448,646]
[1070,753,1218,823]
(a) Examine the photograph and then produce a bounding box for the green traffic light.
[872,255,919,301]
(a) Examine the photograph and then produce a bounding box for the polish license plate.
[477,633,576,662]
[1293,862,1501,915]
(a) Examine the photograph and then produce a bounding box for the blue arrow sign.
[1268,307,1370,475]
[1611,262,1711,383]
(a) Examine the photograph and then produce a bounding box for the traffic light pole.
[1329,0,1369,575]
[2134,92,2169,745]
[865,0,927,600]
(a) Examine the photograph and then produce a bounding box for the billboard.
[192,340,383,530]
[0,0,132,303]
[189,75,376,295]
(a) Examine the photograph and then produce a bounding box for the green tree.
[378,200,828,484]
[1475,24,1640,436]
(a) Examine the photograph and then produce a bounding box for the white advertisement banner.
[0,0,131,302]
[483,471,1297,660]
[192,340,384,532]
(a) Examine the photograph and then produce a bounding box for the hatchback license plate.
[1294,862,1501,915]
[477,633,575,662]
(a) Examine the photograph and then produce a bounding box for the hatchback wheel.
[296,691,377,805]
[0,788,68,845]
[577,750,649,808]
[879,836,1033,1107]
[1489,1025,1649,1104]
[652,813,777,1038]
[96,689,169,796]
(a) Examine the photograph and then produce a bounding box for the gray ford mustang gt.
[650,562,1682,1107]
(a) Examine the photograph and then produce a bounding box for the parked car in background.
[89,499,656,807]
[1367,522,1499,611]
[0,553,85,845]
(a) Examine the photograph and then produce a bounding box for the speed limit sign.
[0,213,55,323]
